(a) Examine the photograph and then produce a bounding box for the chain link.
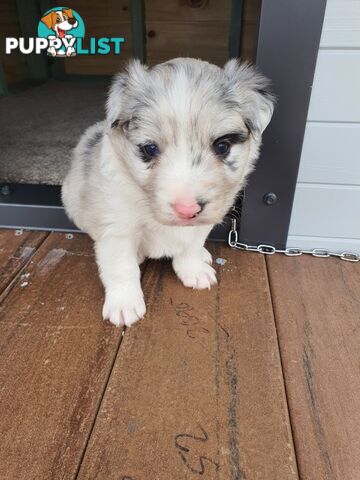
[228,218,359,263]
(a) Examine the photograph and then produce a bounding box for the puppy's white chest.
[140,222,209,260]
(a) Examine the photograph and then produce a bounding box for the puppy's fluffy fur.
[62,57,274,327]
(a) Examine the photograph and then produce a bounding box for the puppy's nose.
[68,17,76,25]
[173,202,202,219]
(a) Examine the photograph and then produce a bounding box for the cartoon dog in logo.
[41,8,78,57]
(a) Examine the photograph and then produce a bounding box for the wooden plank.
[308,50,360,122]
[145,0,232,22]
[63,0,259,74]
[64,21,132,75]
[0,232,123,480]
[146,21,230,67]
[145,0,260,66]
[77,244,298,479]
[267,254,360,479]
[68,0,131,22]
[63,0,132,75]
[287,235,360,256]
[0,229,48,295]
[320,0,360,48]
[298,122,360,185]
[289,183,360,239]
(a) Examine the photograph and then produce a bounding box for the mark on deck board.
[175,424,220,475]
[225,354,246,480]
[215,258,227,266]
[303,345,334,479]
[173,302,209,339]
[215,272,244,480]
[37,248,67,275]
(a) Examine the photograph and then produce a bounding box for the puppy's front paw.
[102,286,146,327]
[200,247,213,265]
[173,256,217,290]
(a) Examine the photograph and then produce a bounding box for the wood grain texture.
[145,0,260,66]
[0,229,48,296]
[71,0,131,22]
[64,0,260,73]
[267,255,360,480]
[77,244,298,480]
[64,0,132,75]
[146,20,229,66]
[0,232,123,480]
[145,0,232,22]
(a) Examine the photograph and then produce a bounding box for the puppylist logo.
[5,7,125,57]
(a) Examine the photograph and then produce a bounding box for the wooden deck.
[0,230,359,480]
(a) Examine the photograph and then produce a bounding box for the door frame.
[238,0,327,248]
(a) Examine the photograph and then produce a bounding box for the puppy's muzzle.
[173,200,207,220]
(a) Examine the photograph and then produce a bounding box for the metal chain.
[228,218,359,263]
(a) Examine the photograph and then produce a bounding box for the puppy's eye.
[56,16,61,23]
[213,140,231,156]
[141,143,160,161]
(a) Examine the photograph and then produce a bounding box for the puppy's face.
[41,9,78,37]
[107,58,275,226]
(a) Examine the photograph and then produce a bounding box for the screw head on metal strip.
[263,192,278,206]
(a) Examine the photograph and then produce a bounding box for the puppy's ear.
[41,11,56,30]
[63,8,73,17]
[106,60,149,129]
[224,59,275,135]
